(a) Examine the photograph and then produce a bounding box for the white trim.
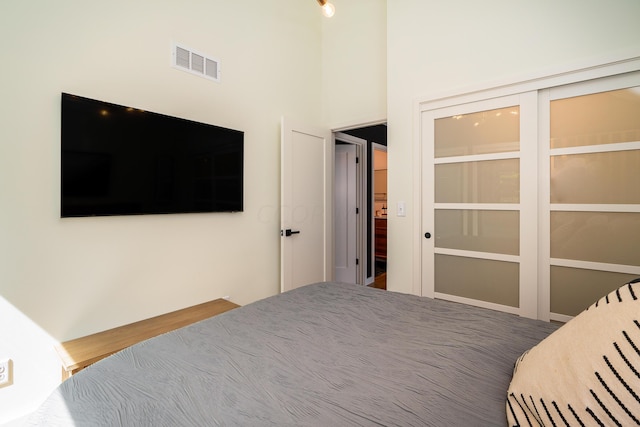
[538,89,552,321]
[416,53,640,111]
[435,151,520,164]
[550,204,640,213]
[434,293,520,316]
[550,259,640,276]
[550,313,573,324]
[435,203,520,211]
[417,109,435,298]
[373,143,388,153]
[550,141,640,156]
[435,248,519,264]
[331,118,387,134]
[412,102,425,297]
[518,91,540,319]
[549,68,640,100]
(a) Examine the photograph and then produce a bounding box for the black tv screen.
[61,93,243,217]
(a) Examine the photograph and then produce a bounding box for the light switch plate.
[397,201,406,217]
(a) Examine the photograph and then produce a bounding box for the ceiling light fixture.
[317,0,335,17]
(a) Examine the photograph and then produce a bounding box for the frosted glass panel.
[551,87,640,149]
[435,159,519,203]
[435,255,519,307]
[435,210,519,255]
[550,150,640,204]
[550,266,638,316]
[435,106,520,157]
[551,212,640,266]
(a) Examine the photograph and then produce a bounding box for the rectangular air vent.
[171,43,220,83]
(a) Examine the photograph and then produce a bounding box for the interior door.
[281,117,333,292]
[334,143,358,284]
[541,73,640,322]
[421,94,538,318]
[419,71,640,321]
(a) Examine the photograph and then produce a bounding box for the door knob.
[282,229,301,237]
[424,232,431,239]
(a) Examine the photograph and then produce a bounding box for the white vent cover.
[172,43,220,83]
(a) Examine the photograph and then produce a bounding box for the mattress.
[29,282,559,426]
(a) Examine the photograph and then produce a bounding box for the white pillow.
[506,279,640,426]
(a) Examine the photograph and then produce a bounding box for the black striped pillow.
[506,279,640,427]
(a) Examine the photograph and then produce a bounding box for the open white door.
[281,117,333,293]
[333,132,368,285]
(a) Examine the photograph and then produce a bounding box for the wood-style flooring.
[371,273,386,290]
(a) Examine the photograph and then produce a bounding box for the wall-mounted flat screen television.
[61,93,243,217]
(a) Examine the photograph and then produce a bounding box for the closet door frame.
[413,55,640,320]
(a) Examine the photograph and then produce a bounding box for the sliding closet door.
[421,94,538,318]
[541,72,640,322]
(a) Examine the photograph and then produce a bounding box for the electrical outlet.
[0,359,12,387]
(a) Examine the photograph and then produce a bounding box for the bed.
[28,281,565,426]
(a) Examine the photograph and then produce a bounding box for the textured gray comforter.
[29,282,559,426]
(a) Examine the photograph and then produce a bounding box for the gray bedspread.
[29,282,559,426]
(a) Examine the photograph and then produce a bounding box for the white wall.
[386,0,640,295]
[14,0,639,422]
[321,0,387,128]
[0,0,327,422]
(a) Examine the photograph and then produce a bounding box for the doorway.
[338,124,387,289]
[373,145,387,289]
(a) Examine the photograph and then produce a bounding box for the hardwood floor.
[371,272,386,290]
